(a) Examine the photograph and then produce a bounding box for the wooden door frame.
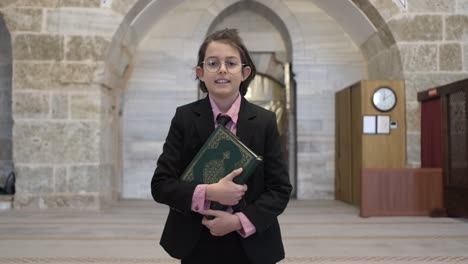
[418,79,468,217]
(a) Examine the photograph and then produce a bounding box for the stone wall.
[1,0,468,209]
[0,0,124,209]
[358,0,468,167]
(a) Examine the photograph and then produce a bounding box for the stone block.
[70,93,100,119]
[60,0,100,7]
[388,15,442,41]
[14,62,98,90]
[58,63,98,84]
[13,92,50,118]
[44,193,100,209]
[15,165,54,193]
[111,0,139,15]
[14,0,60,8]
[66,36,110,61]
[52,93,68,119]
[352,0,386,29]
[404,73,468,101]
[408,0,454,12]
[3,8,42,32]
[14,34,64,61]
[458,0,468,13]
[297,152,334,199]
[0,0,17,8]
[14,121,99,163]
[377,26,396,48]
[406,132,421,166]
[13,0,99,8]
[14,62,55,90]
[439,43,462,71]
[13,193,99,210]
[399,44,437,72]
[297,140,321,153]
[368,45,402,79]
[296,120,323,137]
[47,9,121,36]
[99,164,114,192]
[446,15,468,41]
[69,165,99,192]
[368,0,400,21]
[406,101,420,133]
[54,166,67,192]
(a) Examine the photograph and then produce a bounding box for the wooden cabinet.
[335,80,406,206]
[336,80,445,217]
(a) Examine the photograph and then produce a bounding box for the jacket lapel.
[193,96,214,145]
[237,97,257,147]
[192,96,257,147]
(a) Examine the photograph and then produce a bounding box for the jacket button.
[195,206,199,211]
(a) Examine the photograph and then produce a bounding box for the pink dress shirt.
[190,94,256,238]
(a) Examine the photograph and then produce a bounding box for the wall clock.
[372,86,397,112]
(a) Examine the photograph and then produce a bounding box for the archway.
[207,0,297,196]
[104,0,401,200]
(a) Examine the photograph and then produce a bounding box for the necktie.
[216,114,231,127]
[216,113,245,212]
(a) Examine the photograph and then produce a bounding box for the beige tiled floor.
[0,200,467,263]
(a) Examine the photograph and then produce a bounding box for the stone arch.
[206,1,294,62]
[103,0,400,92]
[196,0,305,64]
[103,0,404,199]
[204,0,298,196]
[351,0,404,79]
[0,14,13,184]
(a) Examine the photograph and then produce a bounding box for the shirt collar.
[209,94,241,125]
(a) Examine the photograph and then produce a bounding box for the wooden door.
[335,88,354,204]
[421,98,442,168]
[444,88,468,217]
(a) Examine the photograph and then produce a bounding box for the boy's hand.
[201,209,242,236]
[206,168,247,206]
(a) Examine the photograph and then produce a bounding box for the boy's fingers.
[223,168,243,181]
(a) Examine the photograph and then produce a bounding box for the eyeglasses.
[201,57,246,74]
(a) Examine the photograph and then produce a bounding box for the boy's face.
[196,41,251,101]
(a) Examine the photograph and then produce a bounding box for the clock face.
[372,87,397,112]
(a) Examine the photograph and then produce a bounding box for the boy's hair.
[196,28,257,96]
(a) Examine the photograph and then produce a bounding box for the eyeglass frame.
[200,57,248,74]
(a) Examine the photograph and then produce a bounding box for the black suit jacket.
[151,96,292,264]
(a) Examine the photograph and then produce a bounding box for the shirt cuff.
[191,184,210,213]
[235,212,256,238]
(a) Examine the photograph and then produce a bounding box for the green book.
[181,126,263,216]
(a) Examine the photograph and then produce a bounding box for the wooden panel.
[361,80,406,168]
[335,89,354,203]
[335,89,353,203]
[350,82,362,206]
[360,168,443,217]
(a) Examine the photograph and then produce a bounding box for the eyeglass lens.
[203,57,243,73]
